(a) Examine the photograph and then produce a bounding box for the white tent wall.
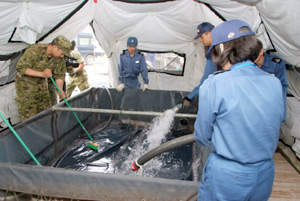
[202,0,300,66]
[256,0,300,66]
[91,0,223,90]
[199,0,273,49]
[0,0,90,128]
[0,0,87,54]
[38,2,94,45]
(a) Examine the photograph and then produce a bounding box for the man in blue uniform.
[194,20,284,201]
[254,39,289,120]
[182,22,218,107]
[117,37,149,92]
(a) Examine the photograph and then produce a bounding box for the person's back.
[194,19,284,201]
[197,62,283,163]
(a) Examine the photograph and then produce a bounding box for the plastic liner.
[0,87,207,200]
[52,121,195,181]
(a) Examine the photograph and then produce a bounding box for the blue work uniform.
[194,61,284,201]
[118,50,149,89]
[260,54,288,121]
[186,54,217,101]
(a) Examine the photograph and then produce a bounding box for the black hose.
[132,134,195,171]
[90,87,114,135]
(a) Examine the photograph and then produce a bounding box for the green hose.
[0,112,41,165]
[49,77,93,141]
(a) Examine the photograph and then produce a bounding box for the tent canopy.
[0,0,300,189]
[0,0,299,89]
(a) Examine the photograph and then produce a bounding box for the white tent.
[0,0,300,156]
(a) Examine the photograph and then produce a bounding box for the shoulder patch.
[138,51,144,56]
[271,57,282,63]
[120,50,127,56]
[213,70,229,75]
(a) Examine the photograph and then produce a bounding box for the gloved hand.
[143,84,149,91]
[116,83,124,92]
[182,97,191,108]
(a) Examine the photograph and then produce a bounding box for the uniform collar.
[230,60,255,70]
[125,50,138,57]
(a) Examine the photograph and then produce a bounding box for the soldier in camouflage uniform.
[66,41,90,98]
[15,35,71,121]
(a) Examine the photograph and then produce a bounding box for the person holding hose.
[182,22,218,108]
[117,36,149,92]
[15,35,71,120]
[194,20,284,200]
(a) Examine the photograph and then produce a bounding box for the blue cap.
[208,20,255,53]
[127,37,138,47]
[194,22,214,39]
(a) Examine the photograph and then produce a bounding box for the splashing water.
[114,107,178,175]
[54,106,196,179]
[145,108,177,151]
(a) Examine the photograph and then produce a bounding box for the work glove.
[182,97,191,108]
[116,83,124,92]
[143,84,149,91]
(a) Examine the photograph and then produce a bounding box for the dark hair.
[71,40,76,50]
[212,27,259,70]
[253,39,263,59]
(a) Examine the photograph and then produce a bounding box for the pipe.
[51,107,197,118]
[132,134,195,171]
[179,118,190,127]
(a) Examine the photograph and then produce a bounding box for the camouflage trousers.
[48,82,59,106]
[15,77,51,121]
[66,69,90,98]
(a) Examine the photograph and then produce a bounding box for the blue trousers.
[124,77,140,89]
[198,153,274,201]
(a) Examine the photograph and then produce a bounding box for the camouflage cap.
[52,35,71,57]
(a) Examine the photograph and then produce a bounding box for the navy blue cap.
[127,37,138,47]
[194,22,215,39]
[208,20,255,53]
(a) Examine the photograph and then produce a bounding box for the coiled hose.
[90,87,114,135]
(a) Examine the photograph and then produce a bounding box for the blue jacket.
[260,54,288,121]
[118,50,149,88]
[186,55,217,100]
[194,61,284,164]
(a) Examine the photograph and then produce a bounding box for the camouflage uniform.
[15,40,68,121]
[66,50,90,98]
[48,80,59,106]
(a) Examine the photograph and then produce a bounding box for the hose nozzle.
[131,160,141,171]
[174,103,183,112]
